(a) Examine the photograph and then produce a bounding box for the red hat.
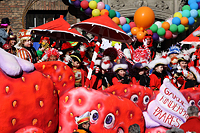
[39,36,50,44]
[61,42,73,50]
[45,48,60,60]
[17,29,31,40]
[2,43,11,50]
[143,34,153,48]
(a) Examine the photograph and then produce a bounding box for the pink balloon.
[97,2,105,10]
[129,22,136,28]
[146,29,153,35]
[119,17,127,25]
[172,32,178,38]
[164,30,172,39]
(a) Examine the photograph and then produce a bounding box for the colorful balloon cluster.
[69,0,200,42]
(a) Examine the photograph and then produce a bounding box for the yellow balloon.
[174,12,182,19]
[185,25,189,31]
[92,9,100,17]
[89,1,97,9]
[195,18,198,23]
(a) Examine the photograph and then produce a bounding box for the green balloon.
[109,10,116,19]
[126,18,130,24]
[80,7,84,12]
[169,24,178,33]
[150,24,158,33]
[157,28,166,36]
[178,24,185,33]
[182,5,191,11]
[94,0,100,3]
[118,25,122,29]
[198,9,200,18]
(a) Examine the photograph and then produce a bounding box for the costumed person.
[142,33,156,59]
[68,53,87,87]
[148,58,168,91]
[6,35,17,55]
[133,63,150,87]
[191,44,200,67]
[167,45,180,58]
[16,29,37,63]
[2,43,12,53]
[45,48,60,61]
[60,41,73,64]
[74,111,92,133]
[89,56,113,90]
[0,18,12,47]
[180,106,200,133]
[112,63,137,85]
[37,36,50,60]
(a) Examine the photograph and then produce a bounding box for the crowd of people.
[1,17,200,132]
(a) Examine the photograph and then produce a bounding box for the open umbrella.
[31,15,89,47]
[71,14,133,87]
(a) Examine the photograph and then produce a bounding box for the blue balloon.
[190,9,198,17]
[69,0,74,5]
[172,17,181,25]
[190,2,199,10]
[182,10,191,18]
[104,4,111,11]
[86,0,92,2]
[197,0,200,2]
[122,24,131,33]
[127,31,132,36]
[115,11,121,18]
[188,17,195,25]
[179,11,183,14]
[188,0,196,5]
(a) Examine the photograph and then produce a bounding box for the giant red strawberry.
[34,61,75,96]
[0,69,58,132]
[104,84,155,111]
[15,126,46,133]
[59,87,145,133]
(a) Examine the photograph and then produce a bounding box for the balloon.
[162,22,170,30]
[182,10,191,18]
[195,17,198,22]
[112,17,120,25]
[177,24,185,33]
[131,27,140,35]
[159,36,165,42]
[118,25,122,29]
[89,1,97,9]
[188,0,197,5]
[69,0,74,5]
[74,0,81,8]
[94,0,100,3]
[166,19,172,25]
[198,9,200,17]
[127,31,132,36]
[80,7,84,12]
[190,2,198,10]
[198,2,200,9]
[164,30,172,39]
[188,17,195,25]
[157,28,166,36]
[115,11,121,18]
[174,12,182,19]
[169,24,178,33]
[109,10,116,18]
[104,4,110,11]
[179,11,183,14]
[150,24,158,33]
[152,33,159,41]
[122,24,131,33]
[134,7,155,29]
[129,22,136,28]
[100,9,109,16]
[146,29,153,35]
[84,7,92,16]
[136,31,145,40]
[119,17,127,25]
[182,5,191,11]
[80,0,89,9]
[172,32,178,38]
[97,2,105,10]
[185,25,189,31]
[155,21,162,28]
[172,17,181,25]
[181,17,189,25]
[126,18,130,24]
[190,9,198,17]
[198,0,200,2]
[92,9,100,17]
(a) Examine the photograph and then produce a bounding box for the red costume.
[112,76,137,85]
[149,72,164,90]
[180,116,200,133]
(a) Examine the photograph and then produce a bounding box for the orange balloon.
[134,7,155,29]
[131,27,139,35]
[181,17,189,26]
[137,31,145,40]
[112,17,120,25]
[139,27,144,31]
[162,22,170,30]
[100,9,109,16]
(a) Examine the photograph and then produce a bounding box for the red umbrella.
[71,14,133,87]
[31,15,88,44]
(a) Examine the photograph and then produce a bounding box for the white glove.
[192,55,196,61]
[143,39,147,46]
[0,48,34,77]
[80,45,86,52]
